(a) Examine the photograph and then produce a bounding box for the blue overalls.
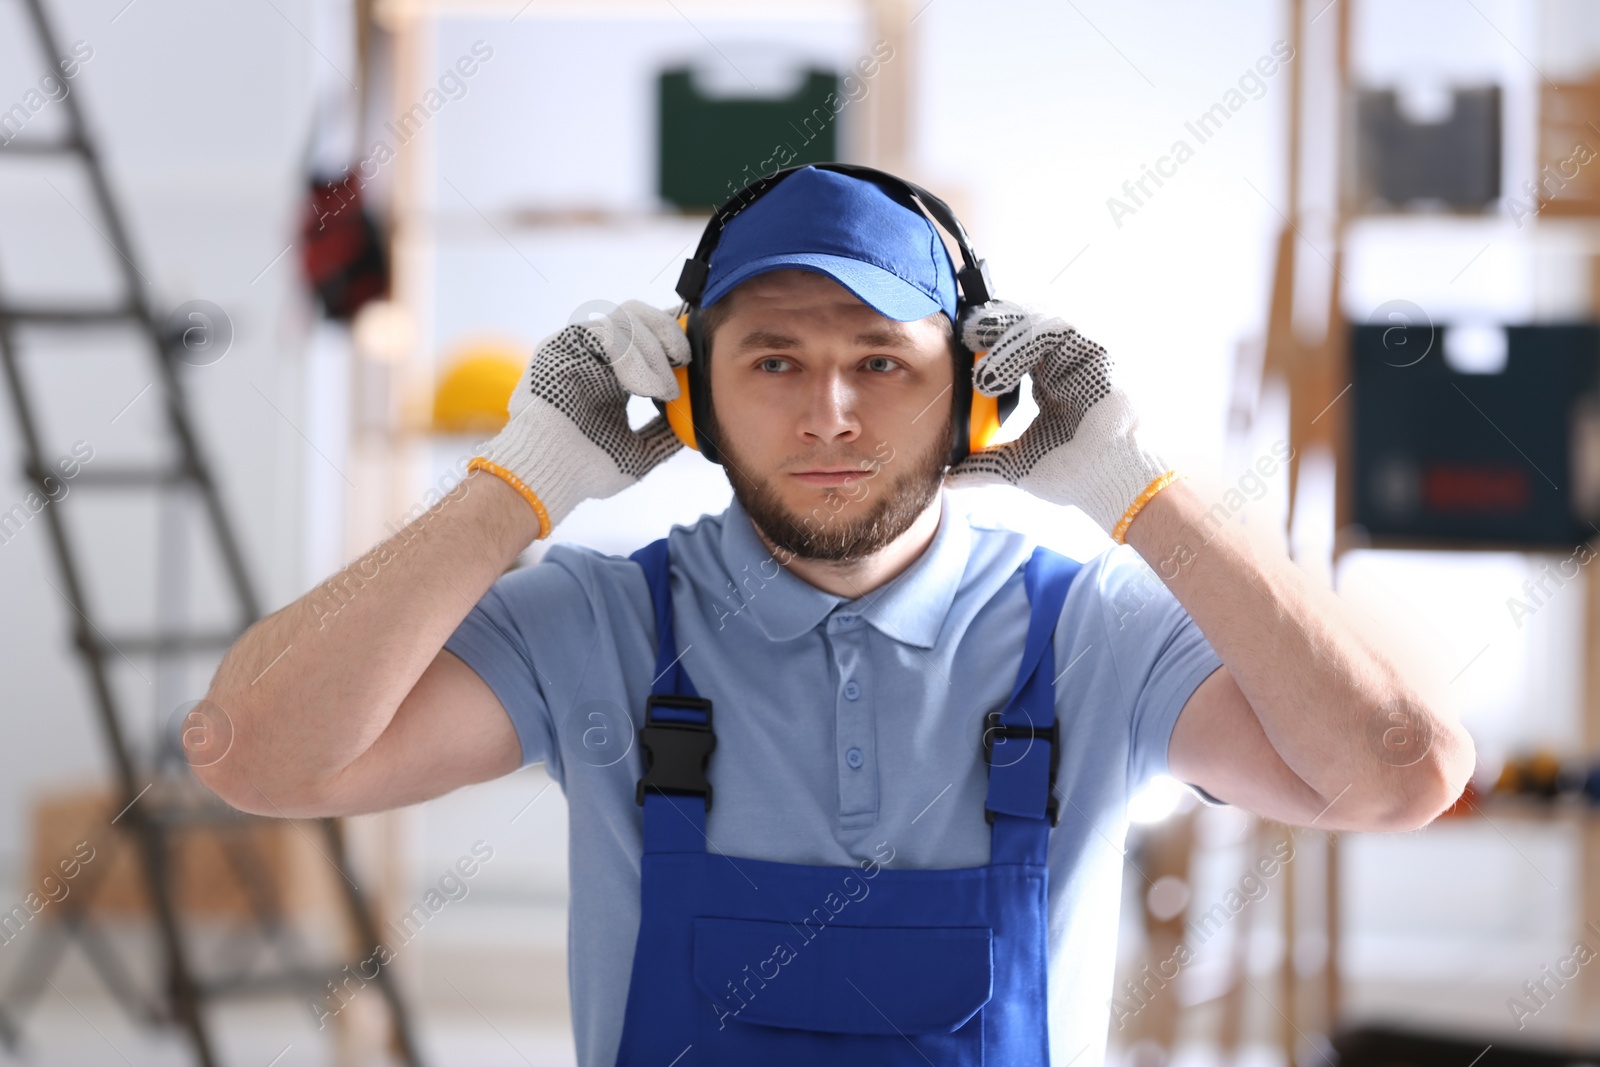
[614,536,1082,1066]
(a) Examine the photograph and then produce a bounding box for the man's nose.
[799,369,860,445]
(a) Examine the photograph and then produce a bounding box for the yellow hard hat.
[432,340,527,434]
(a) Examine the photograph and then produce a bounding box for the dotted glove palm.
[946,300,1178,542]
[470,300,689,539]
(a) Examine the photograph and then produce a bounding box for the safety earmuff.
[652,163,1020,469]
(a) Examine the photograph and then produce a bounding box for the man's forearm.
[197,470,540,808]
[1123,478,1474,826]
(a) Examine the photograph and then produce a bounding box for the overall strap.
[986,546,1082,865]
[628,538,714,853]
[631,538,701,699]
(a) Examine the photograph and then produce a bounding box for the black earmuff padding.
[949,327,974,469]
[996,383,1021,424]
[684,304,722,467]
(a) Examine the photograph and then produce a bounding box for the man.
[197,166,1473,1066]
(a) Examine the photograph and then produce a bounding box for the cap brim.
[700,252,944,322]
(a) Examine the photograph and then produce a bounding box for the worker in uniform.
[199,165,1476,1067]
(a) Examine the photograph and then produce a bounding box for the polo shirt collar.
[716,490,970,650]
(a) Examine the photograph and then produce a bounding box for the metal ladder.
[0,0,423,1063]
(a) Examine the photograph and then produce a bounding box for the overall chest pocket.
[690,916,992,1065]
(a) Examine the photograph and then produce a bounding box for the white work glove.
[945,300,1178,543]
[471,300,689,539]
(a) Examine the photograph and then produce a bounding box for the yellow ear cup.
[967,351,1001,451]
[665,313,699,451]
[665,365,698,451]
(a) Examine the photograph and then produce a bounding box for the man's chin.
[705,404,955,562]
[732,475,943,564]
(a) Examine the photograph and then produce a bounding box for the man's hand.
[945,300,1175,541]
[472,300,690,539]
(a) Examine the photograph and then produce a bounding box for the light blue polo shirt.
[443,489,1223,1067]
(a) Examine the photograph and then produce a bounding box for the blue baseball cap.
[699,166,958,323]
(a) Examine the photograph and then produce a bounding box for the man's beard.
[701,395,955,563]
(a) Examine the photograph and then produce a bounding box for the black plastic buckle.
[635,694,716,809]
[956,259,994,305]
[982,709,1061,826]
[675,259,709,305]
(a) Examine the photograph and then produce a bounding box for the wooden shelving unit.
[1255,0,1600,1059]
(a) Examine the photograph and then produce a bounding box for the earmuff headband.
[675,163,993,309]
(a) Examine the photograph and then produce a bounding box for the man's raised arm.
[195,471,539,817]
[942,299,1473,832]
[195,299,693,817]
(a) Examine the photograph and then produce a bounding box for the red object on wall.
[299,170,389,321]
[1422,464,1530,513]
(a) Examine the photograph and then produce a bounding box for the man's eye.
[757,357,900,373]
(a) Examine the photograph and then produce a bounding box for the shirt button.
[843,681,860,701]
[836,613,855,626]
[845,747,864,769]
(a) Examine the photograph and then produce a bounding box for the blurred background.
[2,0,1600,1064]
